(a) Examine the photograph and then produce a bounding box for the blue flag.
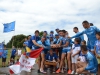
[3,21,15,33]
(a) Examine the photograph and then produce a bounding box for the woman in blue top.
[37,36,49,73]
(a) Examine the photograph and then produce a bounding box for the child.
[94,32,100,74]
[45,49,59,73]
[71,38,81,74]
[17,48,22,58]
[2,45,8,67]
[78,40,87,63]
[81,40,86,45]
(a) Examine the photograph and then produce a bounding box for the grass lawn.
[0,49,25,67]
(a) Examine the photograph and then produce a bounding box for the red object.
[9,69,14,74]
[23,48,43,58]
[29,48,43,58]
[9,48,43,74]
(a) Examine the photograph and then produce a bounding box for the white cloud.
[0,0,100,43]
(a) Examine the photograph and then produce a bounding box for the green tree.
[6,34,26,48]
[6,31,43,48]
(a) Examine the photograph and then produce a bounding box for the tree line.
[6,32,43,48]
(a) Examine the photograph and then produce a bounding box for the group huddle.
[23,20,100,75]
[0,20,100,75]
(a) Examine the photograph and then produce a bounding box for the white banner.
[9,54,36,74]
[19,54,36,72]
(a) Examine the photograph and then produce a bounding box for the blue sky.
[0,0,100,43]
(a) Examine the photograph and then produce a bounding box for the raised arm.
[94,26,100,32]
[71,31,85,39]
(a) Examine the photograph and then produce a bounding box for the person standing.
[28,30,41,50]
[55,28,59,34]
[56,30,72,74]
[10,46,17,63]
[50,31,54,38]
[73,27,84,42]
[0,43,4,58]
[71,20,100,54]
[23,38,28,52]
[2,45,8,67]
[37,36,48,73]
[71,38,81,74]
[27,30,42,73]
[17,48,22,58]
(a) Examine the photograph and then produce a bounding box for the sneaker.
[53,72,55,73]
[56,69,61,73]
[61,69,64,73]
[67,70,72,74]
[75,72,78,74]
[71,70,75,74]
[28,70,31,72]
[40,69,47,73]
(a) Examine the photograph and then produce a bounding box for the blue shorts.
[62,49,70,54]
[88,67,98,73]
[41,49,49,54]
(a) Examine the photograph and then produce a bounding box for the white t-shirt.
[72,44,80,54]
[79,56,86,62]
[18,49,22,55]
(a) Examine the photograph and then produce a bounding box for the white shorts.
[71,55,79,63]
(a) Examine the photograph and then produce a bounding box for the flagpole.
[12,31,15,47]
[12,21,16,47]
[2,21,16,48]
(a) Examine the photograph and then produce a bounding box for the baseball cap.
[50,31,54,33]
[55,28,59,30]
[55,34,59,36]
[43,31,47,34]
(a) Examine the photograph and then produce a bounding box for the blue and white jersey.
[72,44,81,54]
[62,37,71,50]
[2,50,8,58]
[53,38,60,44]
[94,40,100,55]
[59,36,63,42]
[42,36,50,46]
[76,32,84,42]
[28,35,41,49]
[45,39,50,46]
[37,40,50,49]
[84,52,98,73]
[72,26,100,49]
[23,41,28,46]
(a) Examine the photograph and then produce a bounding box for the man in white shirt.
[17,48,22,58]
